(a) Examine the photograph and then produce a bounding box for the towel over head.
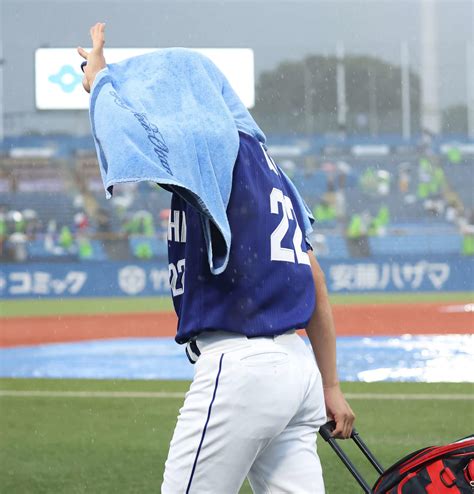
[89,48,312,274]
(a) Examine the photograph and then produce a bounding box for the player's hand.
[323,383,355,439]
[77,22,107,93]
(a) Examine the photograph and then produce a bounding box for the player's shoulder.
[238,131,273,164]
[237,132,282,177]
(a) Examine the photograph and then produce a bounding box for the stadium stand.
[1,136,472,262]
[2,192,76,228]
[441,161,474,210]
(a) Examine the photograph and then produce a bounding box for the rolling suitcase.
[319,421,474,493]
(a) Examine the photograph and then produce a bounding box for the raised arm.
[306,249,355,439]
[77,22,107,93]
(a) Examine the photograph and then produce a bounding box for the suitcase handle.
[319,421,384,493]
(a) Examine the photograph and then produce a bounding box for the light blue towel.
[89,48,312,274]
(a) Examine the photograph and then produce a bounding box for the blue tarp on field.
[0,335,472,382]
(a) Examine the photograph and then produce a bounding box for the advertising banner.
[35,48,255,110]
[1,256,472,299]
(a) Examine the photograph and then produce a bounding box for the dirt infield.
[1,302,472,347]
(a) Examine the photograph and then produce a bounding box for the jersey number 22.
[270,187,310,265]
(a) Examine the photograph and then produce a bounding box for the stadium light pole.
[401,42,411,140]
[304,61,314,136]
[368,65,378,136]
[467,41,474,139]
[336,41,347,135]
[0,0,4,142]
[420,0,441,135]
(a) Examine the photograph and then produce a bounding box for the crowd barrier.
[1,256,472,299]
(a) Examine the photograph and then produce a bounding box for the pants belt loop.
[185,339,201,364]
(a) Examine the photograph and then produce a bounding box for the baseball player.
[80,23,355,494]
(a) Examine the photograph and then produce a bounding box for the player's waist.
[185,329,298,364]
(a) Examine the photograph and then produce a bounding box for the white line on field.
[0,390,472,400]
[345,393,474,401]
[0,390,185,399]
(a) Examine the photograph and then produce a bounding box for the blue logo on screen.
[49,65,82,93]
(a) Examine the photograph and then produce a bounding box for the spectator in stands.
[123,210,155,236]
[122,211,139,235]
[141,212,155,236]
[333,190,346,220]
[360,167,377,196]
[74,211,90,232]
[460,209,474,256]
[430,167,446,196]
[23,209,40,237]
[327,176,335,194]
[7,232,28,262]
[417,157,433,199]
[346,212,371,258]
[78,237,94,260]
[368,206,389,236]
[7,210,26,234]
[96,207,111,233]
[424,194,445,217]
[468,210,474,227]
[335,166,348,220]
[59,226,75,252]
[313,200,336,225]
[376,170,390,196]
[134,241,153,259]
[398,162,411,194]
[446,146,462,165]
[44,220,75,258]
[445,201,459,223]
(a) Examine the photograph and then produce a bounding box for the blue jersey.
[168,132,315,344]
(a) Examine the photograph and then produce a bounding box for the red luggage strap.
[396,472,417,494]
[400,439,474,475]
[425,460,460,493]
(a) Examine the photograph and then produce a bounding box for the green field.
[1,379,473,493]
[1,291,472,318]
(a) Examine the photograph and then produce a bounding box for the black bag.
[319,421,474,493]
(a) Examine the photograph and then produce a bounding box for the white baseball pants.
[162,331,327,494]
